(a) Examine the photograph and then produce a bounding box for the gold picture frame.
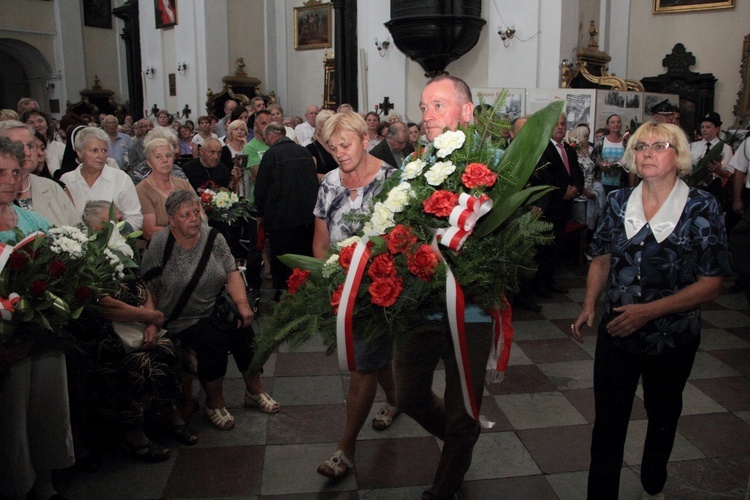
[294,2,332,50]
[323,51,336,109]
[653,0,734,14]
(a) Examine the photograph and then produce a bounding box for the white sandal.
[372,403,400,430]
[205,406,235,430]
[317,449,353,478]
[244,391,280,414]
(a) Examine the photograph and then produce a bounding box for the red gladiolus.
[407,244,439,281]
[49,260,66,278]
[367,253,397,281]
[369,276,404,307]
[8,252,28,271]
[423,190,459,217]
[29,279,48,298]
[287,268,311,294]
[338,244,356,270]
[385,224,417,254]
[461,162,497,189]
[331,283,344,313]
[74,286,93,302]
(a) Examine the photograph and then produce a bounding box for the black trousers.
[267,223,314,291]
[176,318,255,383]
[587,328,699,498]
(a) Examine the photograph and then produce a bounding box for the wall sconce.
[498,27,516,48]
[374,37,391,57]
[45,69,62,93]
[145,66,156,79]
[177,62,187,75]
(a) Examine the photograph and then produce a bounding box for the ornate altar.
[205,58,276,118]
[66,75,129,120]
[641,44,716,136]
[323,50,336,109]
[561,21,643,92]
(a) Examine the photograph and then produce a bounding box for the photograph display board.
[473,88,525,120]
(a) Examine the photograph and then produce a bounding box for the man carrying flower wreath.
[392,75,493,500]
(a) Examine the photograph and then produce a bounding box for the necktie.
[705,141,711,158]
[557,142,570,174]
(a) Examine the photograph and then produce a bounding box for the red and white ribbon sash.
[0,293,21,321]
[440,194,493,251]
[486,302,514,384]
[335,234,373,372]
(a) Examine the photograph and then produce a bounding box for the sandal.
[317,449,353,479]
[205,406,235,430]
[172,424,199,446]
[123,440,170,463]
[244,391,280,414]
[372,403,400,431]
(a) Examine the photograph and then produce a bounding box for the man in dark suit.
[530,114,584,297]
[369,121,414,168]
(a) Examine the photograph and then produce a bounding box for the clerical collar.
[624,178,689,243]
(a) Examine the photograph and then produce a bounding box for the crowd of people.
[0,79,745,498]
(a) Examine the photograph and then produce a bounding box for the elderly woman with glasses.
[572,122,731,498]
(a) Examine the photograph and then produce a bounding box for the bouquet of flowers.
[567,137,581,152]
[200,181,255,225]
[252,101,564,379]
[0,219,140,347]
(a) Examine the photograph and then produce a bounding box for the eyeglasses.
[24,142,40,152]
[632,142,674,153]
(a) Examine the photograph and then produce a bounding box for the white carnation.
[384,182,412,213]
[370,202,395,234]
[336,236,360,249]
[424,161,456,186]
[322,253,340,278]
[49,226,88,259]
[433,130,465,158]
[402,158,427,180]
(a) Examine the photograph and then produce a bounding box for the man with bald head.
[393,75,492,499]
[295,104,318,146]
[181,138,232,192]
[369,121,415,168]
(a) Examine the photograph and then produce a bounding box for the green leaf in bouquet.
[684,141,725,188]
[474,185,555,238]
[278,254,323,276]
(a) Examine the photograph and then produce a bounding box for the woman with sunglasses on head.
[572,122,731,498]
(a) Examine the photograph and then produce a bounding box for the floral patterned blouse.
[314,163,392,244]
[590,184,730,355]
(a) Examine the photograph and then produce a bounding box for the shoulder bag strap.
[141,230,177,282]
[165,229,219,326]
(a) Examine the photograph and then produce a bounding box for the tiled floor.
[56,266,750,499]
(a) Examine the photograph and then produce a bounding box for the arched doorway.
[0,38,54,113]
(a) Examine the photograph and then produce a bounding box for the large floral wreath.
[252,100,563,410]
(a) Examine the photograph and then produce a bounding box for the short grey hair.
[0,119,33,136]
[75,127,110,152]
[165,190,200,217]
[144,126,179,151]
[82,200,115,228]
[0,136,24,164]
[264,122,286,138]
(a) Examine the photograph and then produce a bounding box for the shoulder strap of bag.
[165,228,219,326]
[141,230,177,282]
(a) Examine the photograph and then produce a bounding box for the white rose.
[424,161,456,186]
[433,130,465,158]
[402,158,427,180]
[370,202,395,234]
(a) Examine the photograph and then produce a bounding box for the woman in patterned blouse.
[572,122,730,498]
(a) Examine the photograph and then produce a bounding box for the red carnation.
[287,268,311,294]
[49,260,67,278]
[338,244,356,270]
[423,190,459,217]
[369,276,404,307]
[29,279,48,298]
[462,162,497,189]
[385,225,417,254]
[74,286,93,302]
[407,244,439,281]
[331,283,344,313]
[367,253,397,281]
[8,251,28,271]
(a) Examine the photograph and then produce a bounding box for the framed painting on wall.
[155,0,178,29]
[294,2,332,50]
[653,0,734,14]
[83,0,112,29]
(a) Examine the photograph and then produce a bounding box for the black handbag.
[211,265,258,330]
